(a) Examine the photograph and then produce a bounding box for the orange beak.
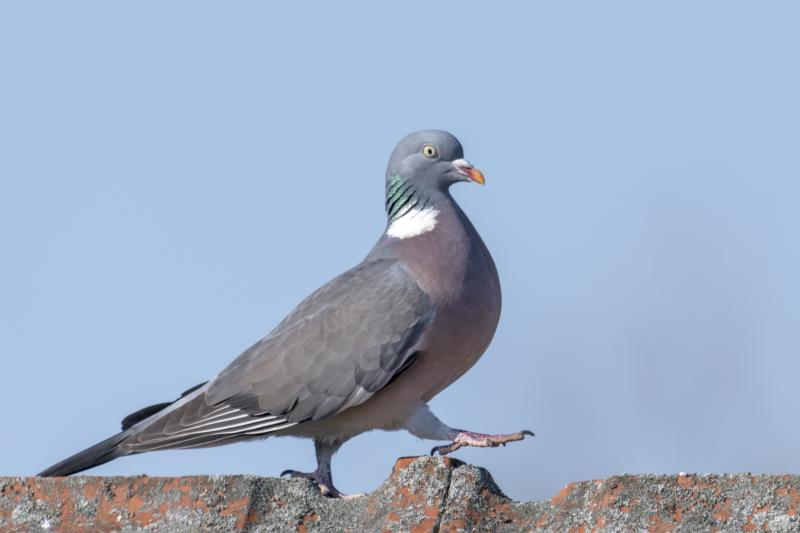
[452,159,485,185]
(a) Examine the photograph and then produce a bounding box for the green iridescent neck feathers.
[385,175,431,223]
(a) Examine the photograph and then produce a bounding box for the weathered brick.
[1,458,799,531]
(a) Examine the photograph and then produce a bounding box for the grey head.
[385,130,485,222]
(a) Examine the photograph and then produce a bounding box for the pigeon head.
[384,130,484,224]
[386,130,484,190]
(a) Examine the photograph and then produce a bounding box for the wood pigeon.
[39,130,532,497]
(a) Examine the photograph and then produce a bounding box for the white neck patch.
[386,207,439,239]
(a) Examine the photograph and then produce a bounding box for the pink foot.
[431,429,534,456]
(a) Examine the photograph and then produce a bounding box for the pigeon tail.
[38,431,131,477]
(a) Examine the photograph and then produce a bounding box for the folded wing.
[122,258,433,452]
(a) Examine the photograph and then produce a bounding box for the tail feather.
[38,431,130,477]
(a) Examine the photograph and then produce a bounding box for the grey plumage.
[121,259,433,452]
[207,259,434,421]
[39,130,531,496]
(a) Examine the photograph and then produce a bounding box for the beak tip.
[468,168,486,185]
[452,159,486,185]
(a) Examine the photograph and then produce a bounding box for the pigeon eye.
[422,144,438,158]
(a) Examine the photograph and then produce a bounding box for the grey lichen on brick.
[2,457,800,532]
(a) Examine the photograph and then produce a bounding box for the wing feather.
[205,258,433,422]
[121,258,432,452]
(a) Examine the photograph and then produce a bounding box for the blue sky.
[1,2,798,501]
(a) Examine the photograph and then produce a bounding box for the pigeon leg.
[404,403,533,456]
[430,429,534,456]
[281,439,358,499]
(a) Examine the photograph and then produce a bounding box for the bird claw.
[280,468,357,499]
[431,429,534,456]
[280,469,315,480]
[321,486,365,499]
[430,443,459,456]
